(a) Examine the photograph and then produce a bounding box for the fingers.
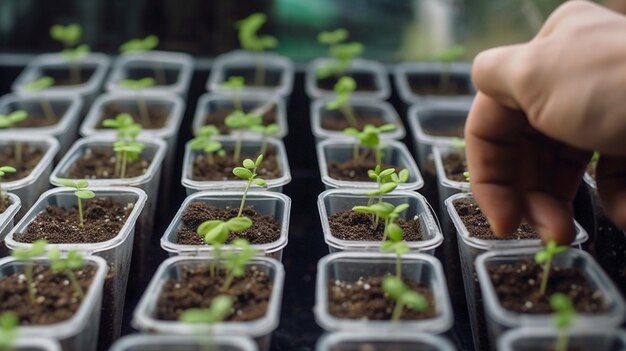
[472,45,524,109]
[523,192,576,245]
[596,156,626,230]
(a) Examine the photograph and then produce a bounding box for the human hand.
[466,1,626,244]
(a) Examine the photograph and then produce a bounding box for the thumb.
[472,44,527,109]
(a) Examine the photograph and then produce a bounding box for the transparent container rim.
[1,136,60,190]
[393,61,475,104]
[316,138,424,191]
[406,99,473,148]
[160,190,291,255]
[0,255,108,339]
[445,192,589,250]
[432,146,470,192]
[310,97,405,140]
[181,136,292,191]
[50,135,168,187]
[0,93,83,136]
[79,91,185,139]
[316,331,456,351]
[317,189,443,251]
[475,248,626,328]
[314,251,453,333]
[14,337,62,351]
[132,255,285,337]
[0,193,21,234]
[5,186,147,253]
[498,326,626,350]
[109,334,259,351]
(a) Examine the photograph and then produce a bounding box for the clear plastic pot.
[106,51,194,98]
[316,139,423,191]
[13,337,62,351]
[207,50,294,98]
[192,92,288,139]
[498,327,626,351]
[310,97,405,142]
[432,145,469,215]
[0,93,82,156]
[0,255,108,351]
[316,331,455,351]
[317,189,442,254]
[393,62,475,105]
[110,334,258,351]
[476,248,626,349]
[314,252,453,333]
[161,191,291,261]
[0,193,20,254]
[305,58,391,100]
[132,256,285,351]
[181,136,291,195]
[5,187,147,347]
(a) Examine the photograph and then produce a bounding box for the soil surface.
[320,109,387,132]
[408,73,471,96]
[328,210,423,241]
[442,151,467,182]
[67,148,150,179]
[14,197,134,243]
[453,198,540,240]
[327,150,395,182]
[192,147,282,181]
[0,265,96,325]
[96,103,171,129]
[328,276,436,320]
[176,202,281,245]
[204,106,278,134]
[317,73,377,92]
[487,259,607,314]
[157,265,272,322]
[0,144,44,181]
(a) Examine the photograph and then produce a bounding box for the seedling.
[353,202,409,242]
[117,78,156,126]
[250,123,279,155]
[56,179,95,228]
[0,311,17,351]
[221,76,245,112]
[383,276,427,322]
[236,13,278,86]
[432,45,465,93]
[102,114,144,178]
[102,112,141,140]
[23,76,57,123]
[179,294,233,351]
[222,238,257,290]
[343,123,396,165]
[550,293,576,351]
[119,35,165,84]
[189,125,224,166]
[196,216,252,276]
[48,247,85,299]
[316,28,363,79]
[224,111,262,161]
[325,76,357,128]
[0,111,28,164]
[535,240,569,295]
[233,155,268,217]
[462,171,470,181]
[0,166,16,212]
[380,220,409,279]
[12,239,48,304]
[50,24,90,84]
[366,165,409,205]
[113,140,145,179]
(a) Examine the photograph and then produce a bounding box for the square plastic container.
[110,334,258,351]
[12,53,111,106]
[13,337,62,351]
[181,136,291,195]
[0,192,20,252]
[5,187,146,347]
[106,51,194,98]
[314,252,452,333]
[316,139,423,191]
[207,50,294,98]
[317,189,442,254]
[0,255,108,351]
[305,58,390,100]
[161,191,291,261]
[132,256,285,351]
[393,62,475,105]
[498,327,626,351]
[192,92,288,139]
[0,93,82,156]
[432,145,469,214]
[476,248,626,348]
[310,97,405,142]
[316,332,455,351]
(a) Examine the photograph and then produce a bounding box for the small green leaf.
[379,168,396,178]
[382,276,406,299]
[225,216,253,232]
[378,124,396,132]
[387,223,404,242]
[0,166,16,174]
[254,178,267,187]
[197,220,223,235]
[23,76,55,92]
[401,291,428,311]
[379,182,397,194]
[535,251,549,264]
[255,154,264,167]
[204,224,229,245]
[393,203,410,215]
[317,28,348,45]
[243,159,255,169]
[397,169,409,183]
[75,179,88,189]
[233,167,253,180]
[75,190,95,199]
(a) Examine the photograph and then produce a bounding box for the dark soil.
[14,197,134,244]
[192,147,282,181]
[327,150,394,182]
[488,259,607,314]
[41,67,96,86]
[204,106,277,134]
[408,73,471,96]
[157,265,272,322]
[317,72,377,92]
[96,103,171,129]
[0,265,96,325]
[176,202,281,245]
[320,109,387,132]
[328,210,423,241]
[0,144,44,181]
[67,148,150,179]
[0,197,10,214]
[328,276,436,320]
[442,151,467,182]
[453,198,540,240]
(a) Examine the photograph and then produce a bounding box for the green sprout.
[12,239,48,304]
[451,137,465,149]
[56,179,95,228]
[0,166,16,213]
[221,238,257,290]
[221,76,245,112]
[366,166,409,205]
[316,28,363,79]
[233,155,268,217]
[189,125,224,166]
[119,35,167,85]
[48,248,85,299]
[0,312,17,351]
[180,294,233,325]
[50,24,90,85]
[23,76,57,123]
[462,171,470,181]
[380,219,409,279]
[236,13,277,86]
[591,151,600,163]
[224,111,262,161]
[432,45,465,93]
[102,113,144,178]
[250,123,279,156]
[118,78,157,126]
[0,111,28,165]
[113,140,145,179]
[535,240,569,296]
[550,293,576,351]
[352,202,409,242]
[344,123,396,165]
[383,276,427,322]
[325,76,357,128]
[196,216,252,277]
[102,112,140,139]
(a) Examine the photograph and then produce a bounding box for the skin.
[466,1,626,244]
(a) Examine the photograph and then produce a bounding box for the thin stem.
[554,329,569,351]
[137,93,150,127]
[540,257,551,295]
[340,105,358,129]
[114,151,122,177]
[222,272,235,291]
[77,197,84,227]
[26,264,35,304]
[352,143,359,161]
[254,52,265,86]
[372,214,380,231]
[390,299,405,322]
[238,177,253,218]
[233,92,242,112]
[120,151,128,179]
[15,141,22,165]
[152,62,166,86]
[375,146,382,166]
[382,219,390,241]
[207,152,214,166]
[40,98,57,124]
[233,130,242,162]
[66,270,84,299]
